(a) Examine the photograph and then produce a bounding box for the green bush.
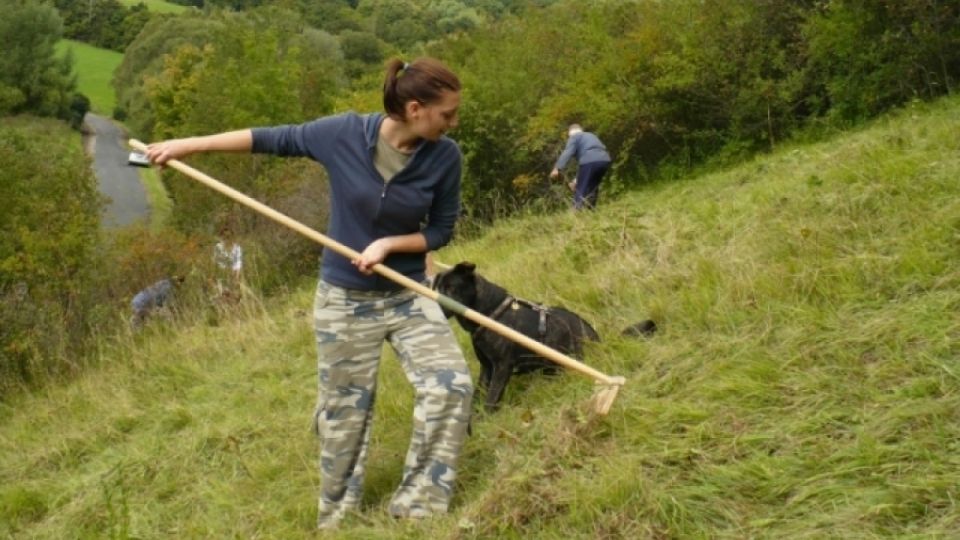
[803,0,960,122]
[0,1,79,124]
[0,117,102,393]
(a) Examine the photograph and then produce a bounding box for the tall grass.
[2,96,959,538]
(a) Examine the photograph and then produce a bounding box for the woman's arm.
[353,233,428,275]
[420,145,462,251]
[145,130,253,165]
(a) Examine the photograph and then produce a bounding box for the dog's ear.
[454,261,477,274]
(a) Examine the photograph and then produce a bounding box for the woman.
[145,58,474,529]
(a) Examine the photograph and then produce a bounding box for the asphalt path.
[85,112,150,228]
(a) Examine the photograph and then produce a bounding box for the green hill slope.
[56,39,124,115]
[2,96,959,538]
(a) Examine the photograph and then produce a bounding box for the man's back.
[132,279,172,310]
[555,130,610,170]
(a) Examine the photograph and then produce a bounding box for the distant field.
[56,39,124,115]
[118,0,189,13]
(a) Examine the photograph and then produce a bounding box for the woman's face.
[407,90,461,141]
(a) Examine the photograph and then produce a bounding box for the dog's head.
[432,261,479,317]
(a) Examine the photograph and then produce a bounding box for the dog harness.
[474,295,550,342]
[429,272,550,342]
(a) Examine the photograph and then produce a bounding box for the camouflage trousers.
[312,280,474,528]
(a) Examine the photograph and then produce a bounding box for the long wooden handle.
[129,139,623,386]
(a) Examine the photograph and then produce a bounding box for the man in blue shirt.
[550,123,612,210]
[130,275,184,329]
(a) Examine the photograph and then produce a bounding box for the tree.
[427,0,482,34]
[300,0,365,33]
[0,0,78,122]
[357,0,430,49]
[339,29,386,78]
[113,14,223,137]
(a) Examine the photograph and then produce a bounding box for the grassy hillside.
[2,96,959,538]
[56,39,124,115]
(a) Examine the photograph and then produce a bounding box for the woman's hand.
[144,130,253,165]
[145,138,197,166]
[353,239,392,275]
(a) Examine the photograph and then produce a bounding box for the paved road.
[84,112,150,228]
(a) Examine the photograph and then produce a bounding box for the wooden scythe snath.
[129,139,626,414]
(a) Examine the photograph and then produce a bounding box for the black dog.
[432,262,601,411]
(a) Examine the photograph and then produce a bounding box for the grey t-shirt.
[374,135,412,182]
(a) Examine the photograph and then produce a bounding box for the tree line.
[53,0,153,52]
[114,0,959,222]
[440,0,959,217]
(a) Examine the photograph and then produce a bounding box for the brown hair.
[383,57,461,119]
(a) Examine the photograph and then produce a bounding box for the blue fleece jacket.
[132,279,173,310]
[554,131,611,170]
[251,112,461,291]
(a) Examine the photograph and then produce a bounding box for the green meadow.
[56,39,124,115]
[2,96,959,538]
[118,0,189,14]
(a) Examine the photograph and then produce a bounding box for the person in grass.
[143,57,473,529]
[213,225,243,299]
[130,275,184,329]
[549,123,612,210]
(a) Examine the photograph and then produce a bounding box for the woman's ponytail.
[382,57,460,119]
